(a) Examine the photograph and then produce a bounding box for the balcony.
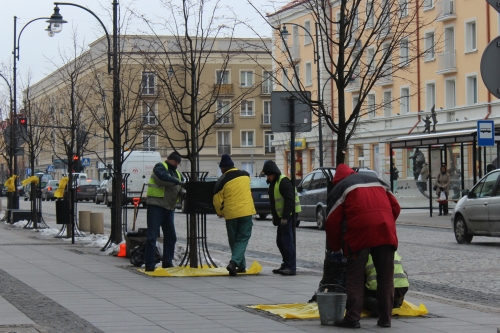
[376,65,393,86]
[212,83,234,95]
[437,51,457,74]
[214,113,234,127]
[291,44,300,62]
[218,145,231,155]
[436,0,456,22]
[265,146,275,154]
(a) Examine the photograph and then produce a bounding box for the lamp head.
[46,5,67,34]
[45,24,55,37]
[280,24,290,38]
[167,66,174,78]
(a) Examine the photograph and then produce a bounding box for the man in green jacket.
[145,151,186,272]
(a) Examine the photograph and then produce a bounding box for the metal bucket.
[316,292,347,326]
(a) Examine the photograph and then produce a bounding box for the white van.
[106,151,162,206]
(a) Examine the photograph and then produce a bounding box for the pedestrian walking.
[213,154,255,276]
[325,164,400,329]
[390,163,399,193]
[261,160,301,276]
[435,164,450,216]
[145,151,186,272]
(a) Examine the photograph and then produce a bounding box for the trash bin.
[316,292,347,326]
[55,200,70,224]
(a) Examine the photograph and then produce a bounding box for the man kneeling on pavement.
[363,251,409,317]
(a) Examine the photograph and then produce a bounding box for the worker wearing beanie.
[145,151,186,272]
[213,154,255,276]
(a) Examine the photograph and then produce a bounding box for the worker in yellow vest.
[145,152,186,272]
[363,251,409,317]
[261,160,301,276]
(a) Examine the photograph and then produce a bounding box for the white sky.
[0,0,279,91]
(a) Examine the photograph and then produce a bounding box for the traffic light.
[18,117,27,130]
[73,155,83,172]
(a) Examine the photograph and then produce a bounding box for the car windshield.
[251,177,268,188]
[81,179,100,186]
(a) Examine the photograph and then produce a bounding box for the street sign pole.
[288,97,297,250]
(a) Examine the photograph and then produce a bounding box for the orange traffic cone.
[117,243,127,257]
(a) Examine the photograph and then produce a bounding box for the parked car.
[17,185,25,197]
[95,179,109,205]
[24,173,55,200]
[250,177,271,219]
[296,167,384,229]
[41,180,60,201]
[0,185,7,197]
[76,179,101,202]
[451,169,500,244]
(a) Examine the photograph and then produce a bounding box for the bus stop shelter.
[388,127,500,216]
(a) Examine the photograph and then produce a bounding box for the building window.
[263,101,271,124]
[445,79,456,109]
[240,71,253,87]
[367,47,375,74]
[141,72,156,95]
[366,1,374,28]
[216,70,230,84]
[465,21,477,53]
[304,21,312,45]
[383,91,392,117]
[217,131,231,155]
[352,96,359,113]
[216,100,231,124]
[424,0,434,10]
[305,62,312,86]
[265,131,275,153]
[241,131,254,147]
[240,100,254,116]
[142,100,157,125]
[399,38,409,66]
[426,82,436,111]
[242,162,254,176]
[368,94,376,119]
[400,87,410,114]
[143,131,157,151]
[466,75,478,105]
[262,71,273,94]
[424,31,435,61]
[399,0,408,17]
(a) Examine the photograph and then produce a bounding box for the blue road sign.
[81,158,91,167]
[47,165,55,172]
[26,168,32,176]
[477,120,495,147]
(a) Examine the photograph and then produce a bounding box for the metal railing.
[438,51,456,71]
[437,0,455,19]
[218,145,231,155]
[213,83,234,95]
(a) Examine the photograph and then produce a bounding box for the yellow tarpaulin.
[54,177,69,198]
[4,175,18,192]
[140,261,262,277]
[22,176,39,187]
[248,300,428,319]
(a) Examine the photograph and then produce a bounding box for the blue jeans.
[225,215,253,269]
[145,205,176,268]
[276,216,296,272]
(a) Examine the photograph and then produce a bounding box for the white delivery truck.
[106,150,162,206]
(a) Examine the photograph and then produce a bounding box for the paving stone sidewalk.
[0,219,499,333]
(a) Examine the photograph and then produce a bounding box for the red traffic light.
[18,117,27,129]
[73,155,79,161]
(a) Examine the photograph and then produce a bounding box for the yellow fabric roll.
[22,176,39,187]
[4,175,18,192]
[54,177,69,198]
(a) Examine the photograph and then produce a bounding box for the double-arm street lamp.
[0,71,14,198]
[281,23,324,167]
[47,1,123,248]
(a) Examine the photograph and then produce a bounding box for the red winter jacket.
[325,164,400,255]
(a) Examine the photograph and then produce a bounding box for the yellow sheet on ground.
[140,261,262,277]
[248,300,428,319]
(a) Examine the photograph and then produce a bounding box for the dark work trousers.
[225,215,253,269]
[345,245,395,323]
[276,216,296,272]
[145,205,176,268]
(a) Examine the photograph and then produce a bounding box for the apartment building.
[22,35,274,180]
[268,0,500,181]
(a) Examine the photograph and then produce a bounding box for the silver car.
[41,180,60,201]
[451,169,500,244]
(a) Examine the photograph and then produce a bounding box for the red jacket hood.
[332,164,356,184]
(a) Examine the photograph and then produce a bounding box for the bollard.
[90,212,104,234]
[78,211,91,232]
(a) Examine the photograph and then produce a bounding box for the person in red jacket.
[325,164,400,329]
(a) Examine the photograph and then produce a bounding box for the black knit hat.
[219,154,234,168]
[167,151,182,164]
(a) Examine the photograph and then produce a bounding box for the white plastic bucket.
[316,292,347,326]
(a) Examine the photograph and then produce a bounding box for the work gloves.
[281,219,288,226]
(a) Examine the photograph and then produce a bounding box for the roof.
[267,0,309,17]
[388,128,500,148]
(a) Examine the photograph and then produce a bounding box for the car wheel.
[95,194,100,204]
[258,214,268,219]
[316,207,326,230]
[454,215,473,244]
[105,194,111,207]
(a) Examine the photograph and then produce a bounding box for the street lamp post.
[47,1,123,247]
[281,23,324,167]
[0,71,15,215]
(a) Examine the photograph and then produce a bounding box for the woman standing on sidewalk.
[435,164,450,216]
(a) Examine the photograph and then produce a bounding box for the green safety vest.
[146,162,182,198]
[274,174,302,217]
[365,251,409,291]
